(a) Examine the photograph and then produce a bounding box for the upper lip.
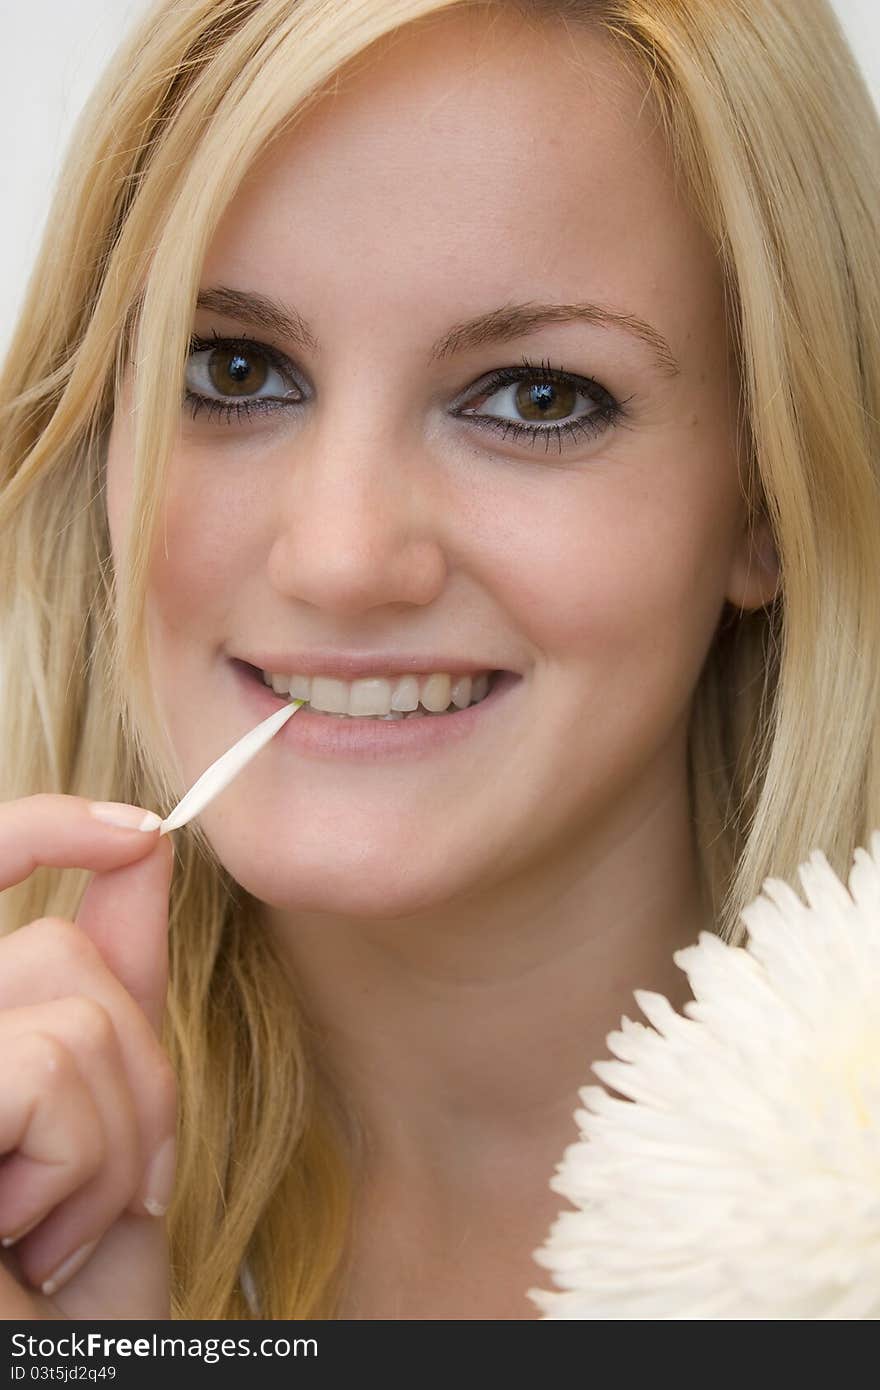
[235,653,506,680]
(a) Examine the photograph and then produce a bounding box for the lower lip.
[231,660,521,762]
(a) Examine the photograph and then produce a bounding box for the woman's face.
[107,9,773,917]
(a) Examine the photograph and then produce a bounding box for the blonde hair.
[1,0,878,1318]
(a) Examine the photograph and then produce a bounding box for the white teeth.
[390,675,420,712]
[450,675,472,709]
[257,666,497,716]
[310,675,350,713]
[348,677,393,717]
[471,673,489,702]
[420,673,452,713]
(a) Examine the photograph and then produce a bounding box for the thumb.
[74,832,174,1037]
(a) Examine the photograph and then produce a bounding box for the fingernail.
[141,1137,176,1217]
[1,1214,43,1247]
[41,1239,99,1296]
[89,802,162,832]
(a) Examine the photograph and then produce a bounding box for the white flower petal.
[530,830,880,1318]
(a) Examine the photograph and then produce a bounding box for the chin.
[248,874,456,921]
[208,823,464,919]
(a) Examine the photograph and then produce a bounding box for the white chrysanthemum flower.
[528,830,880,1319]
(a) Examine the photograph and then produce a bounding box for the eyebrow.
[195,285,681,378]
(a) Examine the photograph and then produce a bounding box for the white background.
[1,0,878,341]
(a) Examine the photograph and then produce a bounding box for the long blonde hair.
[1,0,878,1319]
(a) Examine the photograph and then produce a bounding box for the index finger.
[0,795,161,894]
[0,794,171,1038]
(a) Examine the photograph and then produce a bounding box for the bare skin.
[105,9,779,1318]
[0,798,173,1318]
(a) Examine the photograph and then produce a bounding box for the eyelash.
[461,356,626,454]
[183,333,629,452]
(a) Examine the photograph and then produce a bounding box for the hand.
[0,794,175,1319]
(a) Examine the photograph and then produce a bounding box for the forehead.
[200,8,722,362]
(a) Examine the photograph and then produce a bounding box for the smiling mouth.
[236,661,503,722]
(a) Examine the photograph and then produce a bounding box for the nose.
[266,416,449,617]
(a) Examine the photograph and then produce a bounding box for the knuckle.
[25,1030,74,1083]
[63,996,117,1058]
[32,918,97,970]
[16,1034,108,1176]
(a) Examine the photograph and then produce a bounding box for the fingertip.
[88,804,162,833]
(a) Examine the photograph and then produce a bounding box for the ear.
[725,511,780,613]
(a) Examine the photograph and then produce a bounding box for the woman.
[0,0,877,1320]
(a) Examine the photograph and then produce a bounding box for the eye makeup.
[182,334,631,451]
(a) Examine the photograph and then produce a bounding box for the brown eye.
[455,360,623,454]
[184,336,300,419]
[511,377,578,422]
[208,346,269,397]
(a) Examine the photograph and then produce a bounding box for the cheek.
[482,447,739,694]
[143,460,272,638]
[106,414,270,669]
